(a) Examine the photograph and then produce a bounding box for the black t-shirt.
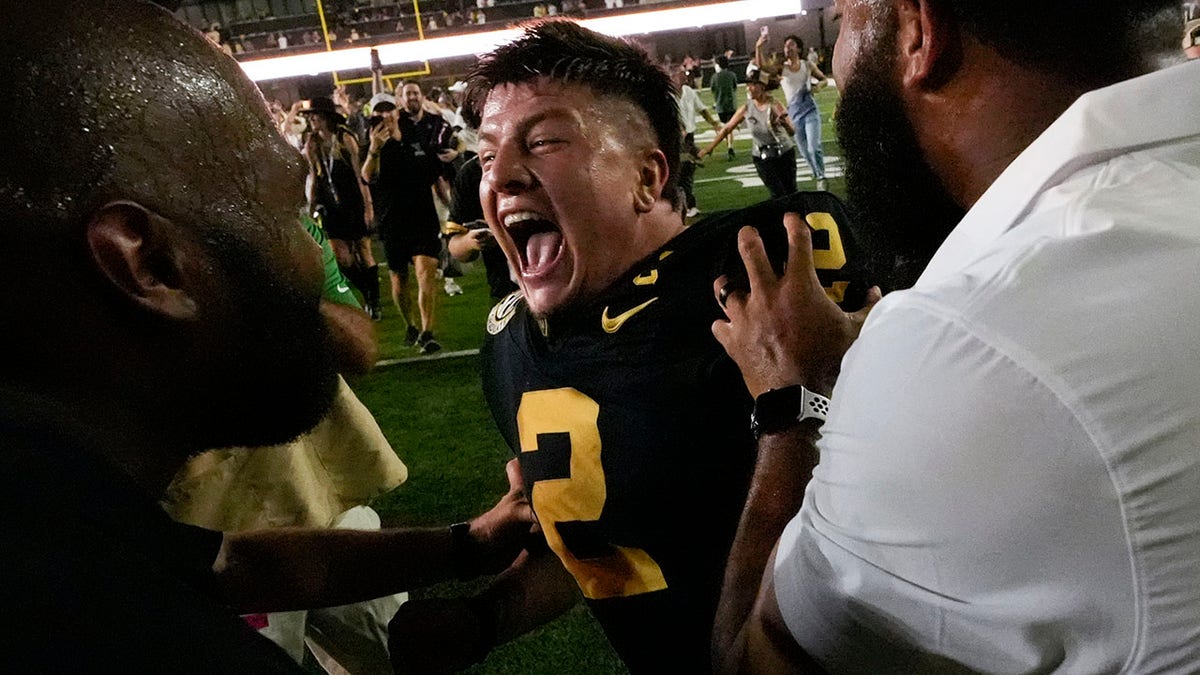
[481,191,878,673]
[372,113,453,234]
[1,400,301,674]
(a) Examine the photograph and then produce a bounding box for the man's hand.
[712,214,881,398]
[448,228,493,262]
[466,459,538,576]
[332,84,350,111]
[368,122,392,154]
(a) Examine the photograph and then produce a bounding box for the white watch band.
[798,388,831,423]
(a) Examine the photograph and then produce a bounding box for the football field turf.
[349,85,843,674]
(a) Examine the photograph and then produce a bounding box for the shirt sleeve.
[772,294,1131,673]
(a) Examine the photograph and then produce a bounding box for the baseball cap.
[369,92,397,112]
[746,66,780,90]
[1185,18,1200,49]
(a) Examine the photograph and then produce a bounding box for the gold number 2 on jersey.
[517,388,668,600]
[807,212,849,303]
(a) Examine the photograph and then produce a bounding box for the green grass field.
[350,85,843,674]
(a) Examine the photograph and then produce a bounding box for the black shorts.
[718,110,736,124]
[382,229,441,268]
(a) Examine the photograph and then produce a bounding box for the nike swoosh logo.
[601,297,658,334]
[633,270,658,286]
[336,283,351,294]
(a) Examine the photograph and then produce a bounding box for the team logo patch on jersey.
[487,291,524,335]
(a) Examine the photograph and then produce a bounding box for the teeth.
[503,211,547,227]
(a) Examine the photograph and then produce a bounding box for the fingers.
[864,285,883,306]
[737,226,773,292]
[848,286,883,328]
[781,213,821,290]
[713,274,738,312]
[504,458,525,496]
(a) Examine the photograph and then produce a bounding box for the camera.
[368,114,385,129]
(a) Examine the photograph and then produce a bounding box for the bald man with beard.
[0,2,534,671]
[713,0,1200,672]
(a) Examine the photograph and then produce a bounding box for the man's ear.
[85,201,199,321]
[896,0,962,90]
[633,148,671,213]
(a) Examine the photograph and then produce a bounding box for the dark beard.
[836,36,965,290]
[192,233,341,450]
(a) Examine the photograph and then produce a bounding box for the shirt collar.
[916,59,1200,287]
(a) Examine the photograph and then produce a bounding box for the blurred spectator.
[711,54,739,159]
[277,32,289,49]
[362,85,457,354]
[301,97,381,320]
[700,67,797,199]
[444,156,517,302]
[757,32,829,190]
[280,101,308,151]
[671,63,721,217]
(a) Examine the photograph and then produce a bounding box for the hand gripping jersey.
[481,191,876,673]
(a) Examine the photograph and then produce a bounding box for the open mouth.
[503,211,563,276]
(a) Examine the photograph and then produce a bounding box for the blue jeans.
[788,92,825,180]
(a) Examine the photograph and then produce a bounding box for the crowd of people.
[6,1,1200,675]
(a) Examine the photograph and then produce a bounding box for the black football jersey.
[480,191,876,673]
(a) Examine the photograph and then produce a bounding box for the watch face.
[751,385,806,438]
[752,386,829,439]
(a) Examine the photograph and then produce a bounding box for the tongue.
[524,230,562,272]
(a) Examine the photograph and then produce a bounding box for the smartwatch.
[750,385,830,439]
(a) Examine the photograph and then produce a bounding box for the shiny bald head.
[0,0,338,464]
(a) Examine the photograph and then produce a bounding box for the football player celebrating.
[387,20,880,674]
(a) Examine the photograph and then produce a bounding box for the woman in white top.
[761,33,829,190]
[699,68,797,198]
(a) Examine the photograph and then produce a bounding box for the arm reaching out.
[700,105,747,158]
[213,459,536,614]
[710,215,879,673]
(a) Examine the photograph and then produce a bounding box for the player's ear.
[634,148,670,213]
[896,0,962,91]
[85,201,199,321]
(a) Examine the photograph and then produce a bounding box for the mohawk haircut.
[463,19,682,209]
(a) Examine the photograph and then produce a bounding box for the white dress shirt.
[774,59,1200,673]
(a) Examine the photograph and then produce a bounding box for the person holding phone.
[362,83,457,354]
[755,30,830,191]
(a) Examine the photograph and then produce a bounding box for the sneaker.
[444,278,464,296]
[816,178,829,192]
[417,331,442,355]
[727,147,735,160]
[685,207,701,218]
[367,302,382,322]
[404,325,420,347]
